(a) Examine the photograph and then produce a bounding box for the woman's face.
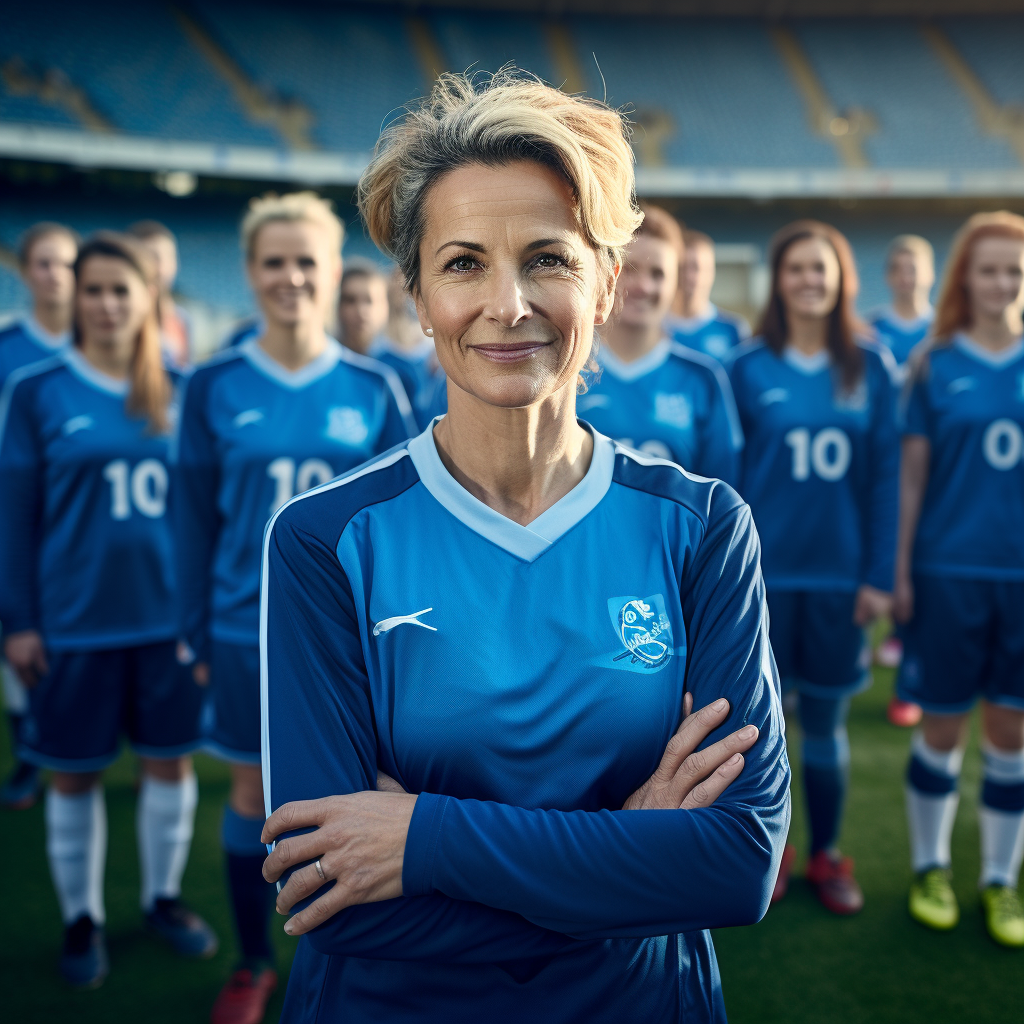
[25,233,77,310]
[338,273,389,351]
[615,234,679,331]
[414,160,618,409]
[76,255,152,357]
[248,219,340,333]
[777,236,842,321]
[965,236,1024,325]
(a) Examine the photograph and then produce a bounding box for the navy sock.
[222,807,274,963]
[799,693,851,856]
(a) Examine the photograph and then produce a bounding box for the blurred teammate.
[668,229,751,362]
[175,193,414,1024]
[867,235,935,376]
[0,234,215,988]
[128,221,193,368]
[580,204,743,484]
[896,212,1024,948]
[336,259,389,355]
[729,221,898,915]
[0,222,78,811]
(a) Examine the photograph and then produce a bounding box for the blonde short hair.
[887,234,934,269]
[241,191,344,262]
[357,70,642,289]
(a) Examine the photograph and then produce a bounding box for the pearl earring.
[425,328,434,337]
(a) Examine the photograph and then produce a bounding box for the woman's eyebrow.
[435,240,486,257]
[524,238,565,252]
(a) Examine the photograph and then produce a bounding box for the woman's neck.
[34,301,71,338]
[967,308,1024,352]
[785,313,829,355]
[259,320,327,371]
[891,293,929,322]
[432,383,592,527]
[340,329,372,356]
[678,295,712,321]
[79,336,133,380]
[600,320,663,364]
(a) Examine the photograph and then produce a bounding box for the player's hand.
[853,584,893,627]
[262,791,417,936]
[192,662,210,686]
[4,630,49,688]
[892,572,914,624]
[623,693,758,812]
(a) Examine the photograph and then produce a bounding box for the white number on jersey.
[784,427,851,482]
[982,418,1024,470]
[103,458,168,520]
[267,457,335,512]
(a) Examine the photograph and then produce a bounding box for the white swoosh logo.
[233,408,264,428]
[373,607,436,636]
[947,377,976,395]
[62,415,94,436]
[759,388,789,406]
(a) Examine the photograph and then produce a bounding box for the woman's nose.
[485,269,531,328]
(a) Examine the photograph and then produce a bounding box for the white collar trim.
[783,346,831,375]
[954,333,1024,368]
[877,305,933,331]
[669,304,718,333]
[240,336,342,389]
[63,348,130,396]
[597,337,671,382]
[22,314,70,350]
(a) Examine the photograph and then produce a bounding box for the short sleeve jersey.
[367,336,442,430]
[666,305,751,363]
[867,306,933,374]
[0,316,69,392]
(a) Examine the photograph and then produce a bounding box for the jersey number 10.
[103,459,168,519]
[267,457,334,512]
[784,427,852,482]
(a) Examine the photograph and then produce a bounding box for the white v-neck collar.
[22,315,70,350]
[954,333,1024,369]
[877,305,932,331]
[597,338,671,382]
[669,305,718,333]
[240,336,342,389]
[783,346,831,375]
[64,348,130,396]
[407,420,615,562]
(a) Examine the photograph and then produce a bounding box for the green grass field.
[1,664,1020,1023]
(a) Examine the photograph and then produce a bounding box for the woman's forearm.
[896,435,930,578]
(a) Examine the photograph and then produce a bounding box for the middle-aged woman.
[0,233,216,990]
[727,221,898,916]
[259,73,789,1024]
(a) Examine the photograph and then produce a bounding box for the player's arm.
[695,363,743,487]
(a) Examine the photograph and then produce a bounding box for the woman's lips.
[471,342,549,363]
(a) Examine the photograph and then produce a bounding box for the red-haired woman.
[896,212,1024,947]
[728,221,899,914]
[0,234,216,987]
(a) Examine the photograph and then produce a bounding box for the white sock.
[906,733,964,873]
[979,744,1024,889]
[45,786,106,926]
[137,774,199,912]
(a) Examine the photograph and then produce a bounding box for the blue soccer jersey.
[867,305,933,372]
[174,337,415,659]
[901,334,1024,579]
[261,427,789,1024]
[0,315,69,391]
[578,339,743,486]
[728,340,899,592]
[367,336,441,430]
[666,305,751,362]
[0,350,182,649]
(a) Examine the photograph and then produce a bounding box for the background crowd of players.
[0,190,1021,1024]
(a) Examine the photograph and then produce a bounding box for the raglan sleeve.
[695,363,744,488]
[862,356,899,592]
[899,361,931,439]
[376,369,418,449]
[402,484,791,937]
[263,506,582,962]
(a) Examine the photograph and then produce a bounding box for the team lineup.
[0,71,1022,1024]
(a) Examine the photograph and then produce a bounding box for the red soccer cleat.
[211,965,278,1024]
[805,850,864,915]
[887,695,922,728]
[771,844,797,904]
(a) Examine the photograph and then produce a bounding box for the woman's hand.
[853,584,892,627]
[623,694,759,811]
[4,630,48,687]
[262,791,417,936]
[892,571,914,625]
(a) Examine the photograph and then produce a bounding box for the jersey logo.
[654,392,693,430]
[834,380,868,412]
[61,414,94,436]
[607,595,673,672]
[326,406,369,446]
[704,335,731,360]
[373,607,436,636]
[758,388,789,407]
[947,377,977,395]
[233,408,265,428]
[577,394,611,412]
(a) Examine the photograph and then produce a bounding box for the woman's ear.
[413,287,433,338]
[594,261,621,327]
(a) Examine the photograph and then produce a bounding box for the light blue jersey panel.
[175,338,415,656]
[728,339,898,592]
[0,316,69,391]
[902,335,1024,579]
[579,340,743,486]
[368,336,441,430]
[867,306,932,372]
[666,305,750,363]
[0,350,181,649]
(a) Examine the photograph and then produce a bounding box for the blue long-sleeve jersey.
[0,350,182,649]
[901,334,1024,579]
[666,305,751,363]
[867,305,932,372]
[174,337,414,660]
[579,339,744,486]
[728,340,899,593]
[0,315,69,391]
[261,425,790,1024]
[368,336,442,430]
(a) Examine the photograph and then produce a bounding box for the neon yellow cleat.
[909,868,959,931]
[981,885,1024,948]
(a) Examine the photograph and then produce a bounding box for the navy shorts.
[203,641,261,764]
[898,575,1024,715]
[766,589,871,698]
[21,641,203,772]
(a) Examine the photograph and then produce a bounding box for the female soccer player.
[336,259,390,356]
[128,221,193,368]
[728,221,898,915]
[867,235,935,377]
[174,192,415,1024]
[0,233,215,988]
[896,211,1024,948]
[581,204,743,485]
[259,72,789,1024]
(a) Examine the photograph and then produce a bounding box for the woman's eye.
[450,257,477,272]
[535,254,562,269]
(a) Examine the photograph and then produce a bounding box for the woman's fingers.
[274,857,333,915]
[674,724,758,792]
[652,698,730,783]
[262,797,328,845]
[282,875,353,937]
[679,753,746,811]
[262,828,325,884]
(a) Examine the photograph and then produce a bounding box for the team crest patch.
[654,393,693,430]
[607,594,673,672]
[325,406,369,445]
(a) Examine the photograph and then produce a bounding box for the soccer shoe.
[805,850,864,915]
[0,759,42,809]
[771,844,797,904]
[887,696,922,728]
[981,884,1024,948]
[211,963,278,1024]
[146,898,219,958]
[59,915,109,989]
[875,637,903,669]
[909,868,959,930]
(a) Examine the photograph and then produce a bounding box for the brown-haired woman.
[728,220,899,915]
[895,212,1024,947]
[0,233,216,988]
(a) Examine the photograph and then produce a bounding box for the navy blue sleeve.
[263,512,581,962]
[694,364,743,488]
[862,357,899,591]
[404,487,791,938]
[173,372,221,662]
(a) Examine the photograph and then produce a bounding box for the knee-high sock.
[46,786,107,926]
[799,693,851,855]
[223,806,274,962]
[137,774,199,911]
[906,731,963,872]
[979,743,1024,889]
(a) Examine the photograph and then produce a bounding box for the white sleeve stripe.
[0,354,65,451]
